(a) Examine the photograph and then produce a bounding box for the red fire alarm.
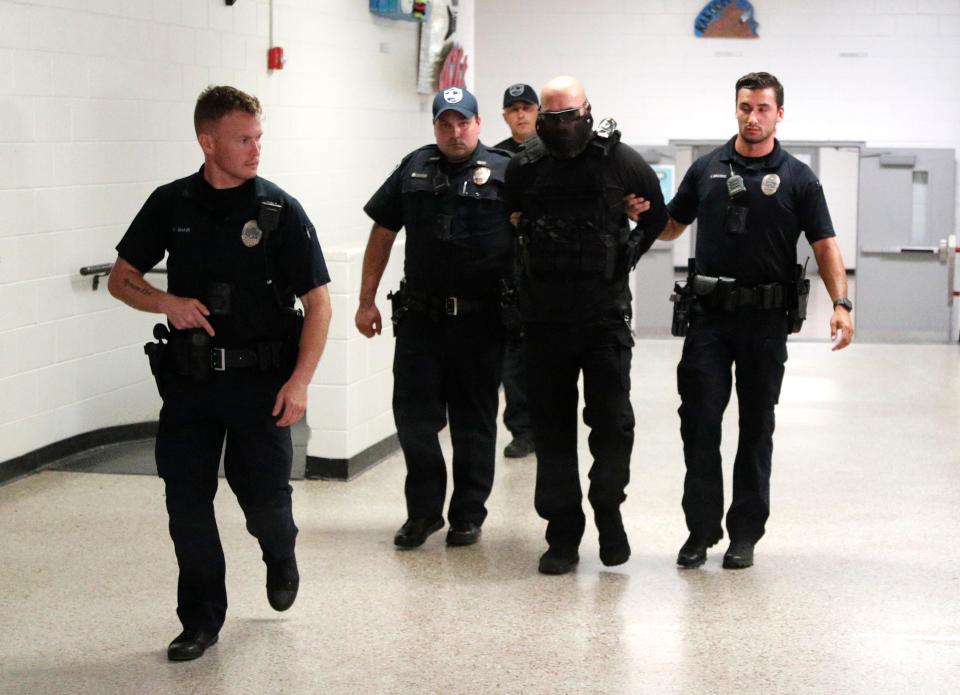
[268,46,285,70]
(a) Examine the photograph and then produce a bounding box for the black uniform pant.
[501,336,531,439]
[155,371,296,635]
[393,311,504,526]
[525,320,635,550]
[677,309,788,544]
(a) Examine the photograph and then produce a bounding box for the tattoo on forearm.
[123,278,153,296]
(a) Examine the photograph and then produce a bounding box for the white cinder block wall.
[0,0,475,466]
[475,0,960,231]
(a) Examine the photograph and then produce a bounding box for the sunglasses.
[537,102,589,125]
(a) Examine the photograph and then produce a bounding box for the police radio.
[725,164,749,235]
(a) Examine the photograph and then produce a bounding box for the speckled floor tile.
[1,341,958,695]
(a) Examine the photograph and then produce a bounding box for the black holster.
[387,280,408,329]
[787,263,810,334]
[498,278,522,335]
[144,324,171,399]
[670,261,696,337]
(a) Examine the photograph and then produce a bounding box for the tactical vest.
[398,146,513,298]
[517,133,633,322]
[166,178,298,348]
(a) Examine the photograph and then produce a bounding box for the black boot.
[676,532,723,569]
[538,546,580,575]
[266,554,300,611]
[595,507,630,567]
[167,630,218,661]
[722,540,755,569]
[394,517,444,548]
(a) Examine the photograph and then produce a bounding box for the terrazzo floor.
[1,339,958,694]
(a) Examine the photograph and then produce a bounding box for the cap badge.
[443,87,463,104]
[473,166,491,186]
[241,220,263,247]
[508,84,525,97]
[761,173,781,196]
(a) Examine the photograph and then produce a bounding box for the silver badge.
[473,166,491,186]
[761,173,781,196]
[241,220,263,247]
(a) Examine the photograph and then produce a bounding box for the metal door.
[857,148,957,342]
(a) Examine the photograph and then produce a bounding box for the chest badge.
[473,166,491,186]
[241,219,263,248]
[761,173,781,196]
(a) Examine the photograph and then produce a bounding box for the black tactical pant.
[677,308,789,544]
[393,311,504,526]
[155,371,296,635]
[525,320,635,550]
[501,335,532,439]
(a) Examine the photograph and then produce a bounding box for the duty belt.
[404,287,495,317]
[691,275,787,312]
[210,342,286,372]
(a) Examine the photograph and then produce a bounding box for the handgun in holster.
[787,259,810,334]
[386,279,408,329]
[670,260,696,337]
[144,324,170,399]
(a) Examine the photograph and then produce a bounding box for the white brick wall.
[0,0,470,464]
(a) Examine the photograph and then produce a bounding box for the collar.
[182,165,266,200]
[719,136,785,171]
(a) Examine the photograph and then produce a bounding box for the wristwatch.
[833,297,853,312]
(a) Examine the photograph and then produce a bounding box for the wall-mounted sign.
[369,0,429,22]
[694,0,759,38]
[652,165,676,205]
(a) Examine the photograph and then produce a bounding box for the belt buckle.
[445,297,458,316]
[211,348,226,371]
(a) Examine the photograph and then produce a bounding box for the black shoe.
[167,630,218,661]
[722,541,755,569]
[394,517,444,548]
[676,532,722,569]
[266,555,300,612]
[538,546,580,575]
[504,435,535,458]
[446,522,482,546]
[595,508,631,567]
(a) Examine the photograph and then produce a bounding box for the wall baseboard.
[0,422,160,486]
[305,434,400,481]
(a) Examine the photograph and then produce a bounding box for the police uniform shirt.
[117,166,330,344]
[494,137,524,155]
[668,137,835,285]
[363,142,513,299]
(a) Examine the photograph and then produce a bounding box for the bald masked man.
[504,76,668,574]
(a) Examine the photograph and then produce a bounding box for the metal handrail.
[79,263,167,290]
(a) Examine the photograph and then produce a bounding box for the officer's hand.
[273,379,307,427]
[830,307,854,351]
[510,212,523,227]
[355,303,383,338]
[624,194,651,222]
[162,295,215,336]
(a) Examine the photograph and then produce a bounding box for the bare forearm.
[658,216,688,241]
[288,286,332,386]
[812,238,848,301]
[359,224,397,307]
[107,257,171,314]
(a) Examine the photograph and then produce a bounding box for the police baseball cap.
[432,87,479,122]
[502,83,539,109]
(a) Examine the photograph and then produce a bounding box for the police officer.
[504,76,668,575]
[631,72,854,570]
[108,86,332,661]
[356,87,513,550]
[494,83,539,459]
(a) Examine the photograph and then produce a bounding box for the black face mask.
[536,105,594,159]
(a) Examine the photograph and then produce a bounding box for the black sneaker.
[266,555,300,611]
[538,546,580,575]
[393,517,444,548]
[504,435,535,458]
